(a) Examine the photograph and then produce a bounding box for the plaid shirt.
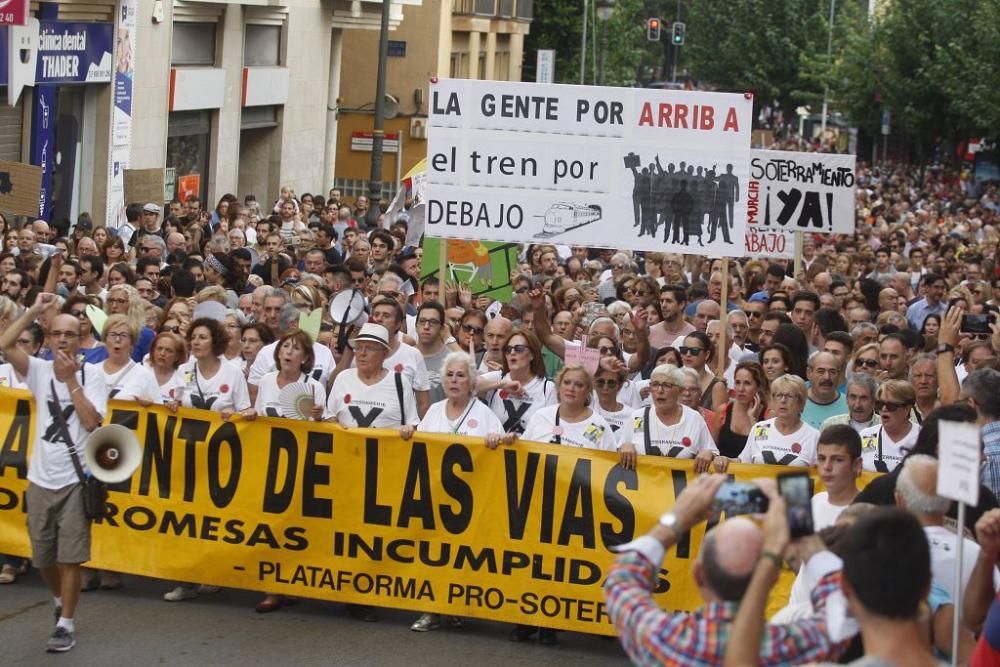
[981,421,1000,498]
[604,545,848,667]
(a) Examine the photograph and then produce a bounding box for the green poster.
[420,238,520,303]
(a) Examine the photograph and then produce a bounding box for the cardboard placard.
[123,168,165,205]
[0,160,42,216]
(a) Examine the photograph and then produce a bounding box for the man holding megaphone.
[0,293,107,653]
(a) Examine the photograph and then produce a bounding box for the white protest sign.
[745,150,857,258]
[937,420,981,507]
[427,79,754,256]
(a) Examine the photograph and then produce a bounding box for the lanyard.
[449,400,476,435]
[552,408,562,445]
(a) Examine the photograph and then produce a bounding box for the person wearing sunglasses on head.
[860,380,920,473]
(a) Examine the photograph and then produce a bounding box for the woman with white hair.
[406,351,515,633]
[732,373,818,468]
[630,365,717,472]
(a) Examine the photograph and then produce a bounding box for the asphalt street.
[0,572,630,665]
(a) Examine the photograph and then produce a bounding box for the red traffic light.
[647,17,661,41]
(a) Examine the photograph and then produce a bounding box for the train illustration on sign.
[533,203,603,239]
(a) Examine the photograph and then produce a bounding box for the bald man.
[605,474,849,665]
[166,232,187,255]
[878,287,899,314]
[481,316,513,372]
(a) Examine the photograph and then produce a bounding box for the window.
[478,52,486,80]
[499,0,514,17]
[495,51,510,81]
[450,52,468,78]
[171,23,217,66]
[167,111,211,203]
[516,0,533,19]
[241,105,278,130]
[245,24,281,67]
[474,0,495,15]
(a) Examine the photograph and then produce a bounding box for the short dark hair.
[920,273,944,288]
[818,424,862,460]
[815,307,848,336]
[417,300,445,324]
[825,330,854,352]
[188,317,228,357]
[78,255,104,279]
[763,311,792,326]
[659,283,687,303]
[137,256,160,275]
[371,297,403,324]
[171,269,196,298]
[842,508,930,619]
[766,264,785,280]
[963,369,1000,421]
[701,530,753,602]
[792,290,821,312]
[273,329,315,373]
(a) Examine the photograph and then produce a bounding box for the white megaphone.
[84,424,142,484]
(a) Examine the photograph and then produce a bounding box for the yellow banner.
[0,389,873,634]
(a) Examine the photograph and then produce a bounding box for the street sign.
[536,49,555,84]
[881,108,890,136]
[0,0,28,26]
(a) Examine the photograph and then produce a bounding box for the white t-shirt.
[631,404,717,458]
[177,359,252,413]
[0,362,28,389]
[381,342,430,392]
[153,369,185,405]
[811,492,849,531]
[521,404,617,452]
[418,399,504,436]
[593,402,635,449]
[739,417,819,467]
[860,423,920,473]
[25,357,108,490]
[328,369,419,427]
[924,525,1000,601]
[248,341,336,388]
[254,371,331,420]
[484,373,557,434]
[100,360,162,403]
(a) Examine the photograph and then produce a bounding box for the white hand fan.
[278,382,315,420]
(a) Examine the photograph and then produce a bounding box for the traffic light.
[647,17,661,41]
[672,22,686,45]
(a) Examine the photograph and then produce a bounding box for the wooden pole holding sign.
[793,231,803,279]
[717,259,729,379]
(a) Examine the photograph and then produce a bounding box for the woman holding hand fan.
[252,328,329,614]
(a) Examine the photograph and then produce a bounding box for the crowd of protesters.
[3,163,1000,661]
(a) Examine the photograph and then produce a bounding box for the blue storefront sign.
[36,21,112,84]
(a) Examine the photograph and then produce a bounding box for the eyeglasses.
[595,378,620,389]
[650,381,679,391]
[598,345,618,356]
[70,310,88,318]
[105,332,131,342]
[462,324,484,336]
[876,400,910,412]
[417,317,441,327]
[611,263,627,270]
[503,344,529,355]
[856,358,879,368]
[746,311,763,319]
[772,392,798,402]
[679,346,703,356]
[161,326,181,334]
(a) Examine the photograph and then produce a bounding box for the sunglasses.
[876,400,910,412]
[161,326,181,334]
[598,345,618,356]
[462,324,485,336]
[503,344,529,355]
[595,378,619,389]
[856,359,879,368]
[679,346,703,356]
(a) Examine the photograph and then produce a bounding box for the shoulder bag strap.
[644,405,651,449]
[395,371,406,425]
[50,379,87,484]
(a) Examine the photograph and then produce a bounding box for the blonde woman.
[106,284,155,362]
[727,374,818,469]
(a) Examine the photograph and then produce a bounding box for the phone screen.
[778,473,815,538]
[713,482,768,517]
[962,313,995,334]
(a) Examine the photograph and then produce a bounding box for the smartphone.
[777,472,815,538]
[713,482,768,517]
[962,313,995,334]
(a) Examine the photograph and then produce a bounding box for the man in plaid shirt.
[604,474,851,666]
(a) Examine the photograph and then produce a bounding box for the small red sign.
[0,0,29,27]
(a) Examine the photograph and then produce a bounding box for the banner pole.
[793,231,803,279]
[951,501,965,666]
[439,240,449,290]
[718,259,729,379]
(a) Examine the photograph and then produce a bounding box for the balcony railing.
[453,0,532,19]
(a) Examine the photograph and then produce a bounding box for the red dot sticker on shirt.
[394,363,404,373]
[220,384,229,394]
[552,426,564,436]
[344,394,352,404]
[681,437,692,447]
[499,390,509,399]
[791,443,802,453]
[467,419,478,429]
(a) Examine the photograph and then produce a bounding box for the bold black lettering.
[439,443,473,534]
[349,405,383,427]
[246,522,281,548]
[761,451,798,466]
[775,188,802,227]
[363,438,391,525]
[796,190,824,229]
[398,442,434,529]
[159,510,196,537]
[302,431,333,519]
[557,459,595,548]
[207,422,242,509]
[0,398,31,479]
[139,413,176,498]
[178,418,211,502]
[200,515,220,540]
[222,519,246,544]
[504,450,539,540]
[282,526,308,551]
[671,469,692,558]
[501,400,530,432]
[601,465,638,548]
[540,454,558,544]
[263,428,297,513]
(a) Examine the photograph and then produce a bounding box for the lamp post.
[366,0,392,229]
[596,0,616,85]
[819,0,836,140]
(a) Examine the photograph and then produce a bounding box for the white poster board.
[937,420,981,507]
[427,79,753,256]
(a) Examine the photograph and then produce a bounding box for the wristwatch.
[937,343,955,354]
[658,511,683,536]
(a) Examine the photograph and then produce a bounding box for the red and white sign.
[0,0,29,26]
[351,131,400,153]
